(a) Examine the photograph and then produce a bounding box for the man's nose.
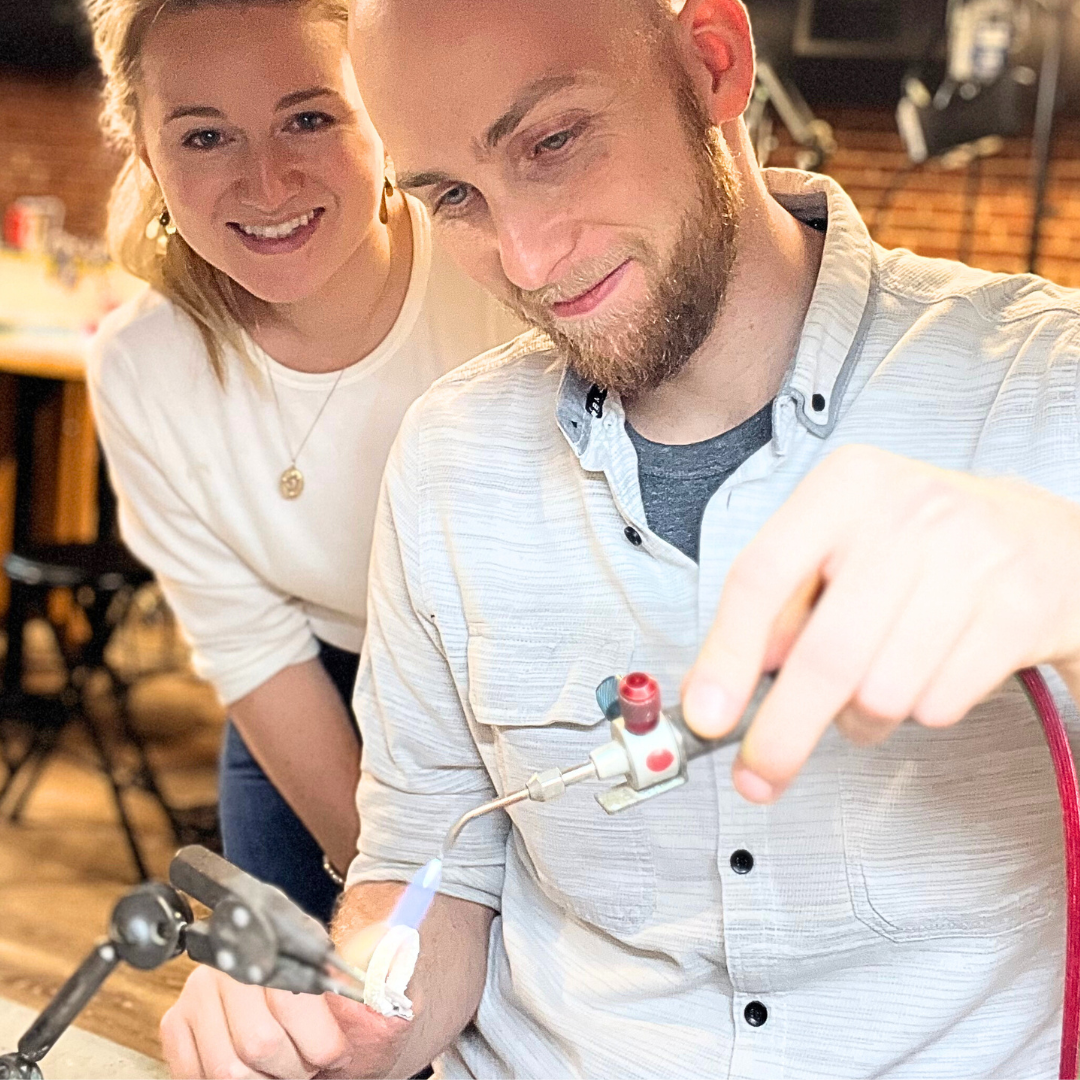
[236,142,303,211]
[492,204,577,294]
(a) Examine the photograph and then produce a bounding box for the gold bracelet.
[322,854,346,888]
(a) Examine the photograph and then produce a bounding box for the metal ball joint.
[0,883,193,1079]
[1,846,381,1079]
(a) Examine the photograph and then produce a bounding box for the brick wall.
[0,72,122,241]
[1,72,1079,287]
[768,106,1080,288]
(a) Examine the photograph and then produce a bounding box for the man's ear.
[675,0,755,125]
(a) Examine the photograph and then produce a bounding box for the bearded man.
[161,1,1080,1077]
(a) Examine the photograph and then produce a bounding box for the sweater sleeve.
[87,330,319,704]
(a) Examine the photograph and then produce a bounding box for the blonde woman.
[85,0,519,921]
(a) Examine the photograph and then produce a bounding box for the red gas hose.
[1019,667,1080,1080]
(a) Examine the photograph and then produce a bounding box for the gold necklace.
[263,355,346,499]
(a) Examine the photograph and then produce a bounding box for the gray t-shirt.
[626,402,772,561]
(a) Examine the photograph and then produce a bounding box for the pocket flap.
[466,630,634,729]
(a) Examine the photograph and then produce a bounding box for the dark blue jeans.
[218,639,360,924]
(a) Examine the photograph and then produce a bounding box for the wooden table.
[0,250,143,616]
[0,329,99,614]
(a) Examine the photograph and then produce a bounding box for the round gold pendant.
[280,466,304,499]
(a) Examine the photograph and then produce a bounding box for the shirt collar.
[555,168,876,458]
[555,365,599,458]
[767,168,875,437]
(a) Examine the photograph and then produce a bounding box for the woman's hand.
[160,963,410,1079]
[682,444,1080,802]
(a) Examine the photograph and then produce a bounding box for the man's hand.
[161,885,495,1079]
[160,964,408,1079]
[682,444,1080,803]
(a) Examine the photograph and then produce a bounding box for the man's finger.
[161,1009,204,1080]
[683,463,859,736]
[216,979,313,1080]
[913,609,1031,729]
[732,516,927,799]
[833,703,900,747]
[191,977,273,1080]
[854,538,989,722]
[265,988,352,1074]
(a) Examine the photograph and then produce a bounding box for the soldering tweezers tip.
[326,952,367,986]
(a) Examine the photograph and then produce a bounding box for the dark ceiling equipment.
[746,61,837,170]
[792,0,946,59]
[0,0,96,73]
[746,0,951,110]
[1027,0,1069,274]
[895,0,1068,274]
[897,0,1034,164]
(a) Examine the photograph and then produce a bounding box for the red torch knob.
[619,672,661,735]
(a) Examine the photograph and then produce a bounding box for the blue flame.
[387,857,442,929]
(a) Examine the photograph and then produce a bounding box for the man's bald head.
[351,0,686,137]
[350,0,755,394]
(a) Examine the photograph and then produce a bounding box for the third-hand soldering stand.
[0,845,403,1079]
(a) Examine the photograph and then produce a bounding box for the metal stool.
[0,541,184,880]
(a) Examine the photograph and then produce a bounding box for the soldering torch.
[443,670,774,852]
[393,670,775,928]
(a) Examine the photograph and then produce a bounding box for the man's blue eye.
[439,185,471,208]
[537,130,571,153]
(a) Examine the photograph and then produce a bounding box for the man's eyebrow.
[483,73,581,150]
[164,105,225,124]
[396,75,584,191]
[396,169,456,191]
[275,87,338,111]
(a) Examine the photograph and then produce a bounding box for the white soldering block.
[358,924,419,1020]
[611,714,683,789]
[590,738,631,780]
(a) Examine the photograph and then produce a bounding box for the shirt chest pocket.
[838,681,1062,942]
[466,630,657,937]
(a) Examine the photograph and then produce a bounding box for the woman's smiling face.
[137,3,384,304]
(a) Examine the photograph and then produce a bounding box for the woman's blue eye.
[537,130,572,153]
[183,129,222,150]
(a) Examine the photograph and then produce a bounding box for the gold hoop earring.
[379,177,393,225]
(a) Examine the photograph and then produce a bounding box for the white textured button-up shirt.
[347,170,1080,1079]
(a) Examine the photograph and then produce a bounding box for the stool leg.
[0,715,55,817]
[80,706,151,882]
[110,679,182,845]
[8,743,52,823]
[2,579,31,698]
[0,742,32,810]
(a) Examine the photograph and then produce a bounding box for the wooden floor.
[0,669,223,1063]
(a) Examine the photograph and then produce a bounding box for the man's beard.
[504,113,741,397]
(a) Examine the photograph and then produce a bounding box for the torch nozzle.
[441,760,597,858]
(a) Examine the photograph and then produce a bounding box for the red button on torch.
[618,672,661,735]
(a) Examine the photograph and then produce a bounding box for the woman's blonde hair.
[86,0,348,379]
